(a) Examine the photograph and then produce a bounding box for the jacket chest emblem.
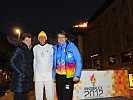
[68,53,72,58]
[41,52,44,57]
[41,50,49,57]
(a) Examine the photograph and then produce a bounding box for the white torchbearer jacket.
[33,44,53,81]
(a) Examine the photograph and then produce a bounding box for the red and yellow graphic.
[90,74,96,86]
[112,70,130,98]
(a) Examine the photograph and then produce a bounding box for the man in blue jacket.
[53,30,82,100]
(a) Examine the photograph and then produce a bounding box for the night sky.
[0,0,107,36]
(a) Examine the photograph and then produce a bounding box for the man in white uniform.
[33,31,54,100]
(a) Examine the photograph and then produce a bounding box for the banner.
[129,74,133,88]
[73,70,130,99]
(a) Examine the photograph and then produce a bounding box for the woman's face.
[22,37,31,47]
[57,34,67,45]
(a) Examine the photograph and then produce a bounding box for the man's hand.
[73,77,80,84]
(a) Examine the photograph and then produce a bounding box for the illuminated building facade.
[70,0,133,76]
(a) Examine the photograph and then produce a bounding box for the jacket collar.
[53,40,71,50]
[39,43,46,46]
[21,43,31,50]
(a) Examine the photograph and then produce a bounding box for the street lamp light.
[15,29,21,44]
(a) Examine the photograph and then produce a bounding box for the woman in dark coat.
[10,33,33,100]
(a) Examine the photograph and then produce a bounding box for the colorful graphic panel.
[73,70,130,100]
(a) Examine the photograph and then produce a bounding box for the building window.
[112,7,117,17]
[107,43,111,50]
[132,7,133,15]
[104,14,108,24]
[108,55,116,65]
[124,16,129,24]
[113,23,117,31]
[115,39,119,47]
[93,59,100,66]
[121,0,126,6]
[121,51,132,63]
[126,32,130,43]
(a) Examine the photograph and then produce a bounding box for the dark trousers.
[14,92,28,100]
[56,74,74,100]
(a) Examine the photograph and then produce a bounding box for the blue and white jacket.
[53,40,82,78]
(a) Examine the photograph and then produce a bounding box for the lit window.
[121,51,132,63]
[93,59,100,66]
[108,55,116,65]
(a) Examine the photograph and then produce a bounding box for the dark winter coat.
[10,43,34,93]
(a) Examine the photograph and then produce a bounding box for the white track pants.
[35,80,54,100]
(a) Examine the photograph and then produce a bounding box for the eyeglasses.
[57,37,66,39]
